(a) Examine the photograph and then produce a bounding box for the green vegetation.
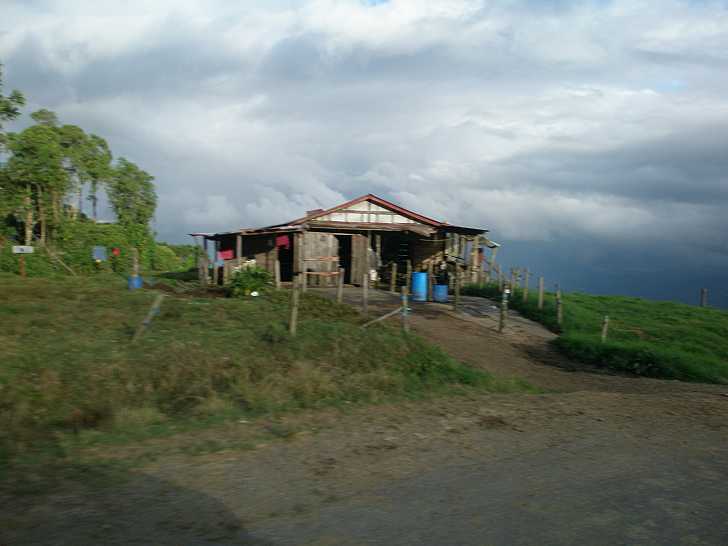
[463,283,728,384]
[1,275,530,484]
[229,265,274,297]
[0,65,179,277]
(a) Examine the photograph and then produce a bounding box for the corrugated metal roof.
[191,194,488,239]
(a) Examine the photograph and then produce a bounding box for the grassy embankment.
[1,274,531,484]
[463,283,728,384]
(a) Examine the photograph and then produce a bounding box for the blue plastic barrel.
[433,284,449,303]
[412,272,428,302]
[128,275,143,290]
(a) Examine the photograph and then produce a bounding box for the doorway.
[335,234,352,284]
[278,236,294,281]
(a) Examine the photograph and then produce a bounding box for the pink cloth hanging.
[276,235,290,249]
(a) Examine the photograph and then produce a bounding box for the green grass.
[0,274,531,485]
[463,283,728,384]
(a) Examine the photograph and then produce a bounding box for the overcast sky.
[2,0,727,305]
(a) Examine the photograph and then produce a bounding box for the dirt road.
[3,290,727,545]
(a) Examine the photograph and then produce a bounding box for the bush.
[150,244,181,272]
[229,265,273,297]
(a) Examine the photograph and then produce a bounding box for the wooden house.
[191,194,498,291]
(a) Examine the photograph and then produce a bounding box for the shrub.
[229,265,273,297]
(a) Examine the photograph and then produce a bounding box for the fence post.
[498,270,504,292]
[289,275,300,336]
[132,293,165,343]
[131,247,140,277]
[538,276,544,310]
[487,246,499,283]
[427,261,434,301]
[499,285,509,333]
[601,315,610,343]
[274,259,281,290]
[522,269,530,303]
[401,286,410,333]
[453,269,461,311]
[556,284,563,327]
[212,242,220,286]
[406,260,412,293]
[302,270,308,293]
[700,288,708,307]
[362,272,369,315]
[390,262,398,294]
[337,267,344,303]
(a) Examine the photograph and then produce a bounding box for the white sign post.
[12,246,33,277]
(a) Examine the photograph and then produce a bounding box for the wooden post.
[427,261,434,301]
[131,247,140,278]
[601,315,610,343]
[362,307,403,329]
[212,242,219,286]
[302,271,308,293]
[487,246,499,283]
[498,270,504,292]
[132,294,165,343]
[337,267,344,303]
[362,272,369,315]
[401,286,410,333]
[18,254,26,278]
[236,234,242,266]
[522,270,530,304]
[375,234,382,288]
[453,268,461,311]
[390,262,398,293]
[274,259,281,289]
[470,235,479,283]
[199,246,209,287]
[700,288,708,307]
[201,237,208,285]
[499,285,509,333]
[405,260,412,294]
[538,276,544,310]
[289,275,300,336]
[556,284,563,327]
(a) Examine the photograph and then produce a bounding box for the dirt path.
[3,289,728,545]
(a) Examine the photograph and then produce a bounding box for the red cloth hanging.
[218,249,234,260]
[276,235,290,249]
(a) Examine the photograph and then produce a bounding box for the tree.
[85,134,112,221]
[0,63,25,149]
[107,158,157,249]
[4,125,68,244]
[30,108,59,127]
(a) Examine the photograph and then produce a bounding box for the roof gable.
[291,194,445,227]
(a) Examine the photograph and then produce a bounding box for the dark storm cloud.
[499,123,728,206]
